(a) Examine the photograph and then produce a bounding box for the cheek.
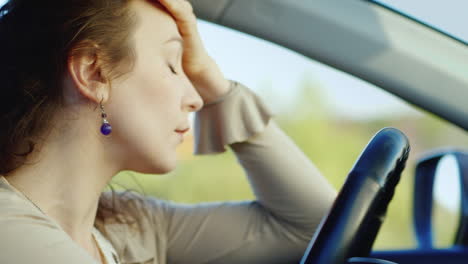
[106,65,183,166]
[113,63,181,124]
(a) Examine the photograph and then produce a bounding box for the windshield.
[373,0,468,44]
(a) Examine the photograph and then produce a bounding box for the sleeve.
[155,80,337,264]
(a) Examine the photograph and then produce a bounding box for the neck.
[4,109,122,248]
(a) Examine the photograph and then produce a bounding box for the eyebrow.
[164,36,184,46]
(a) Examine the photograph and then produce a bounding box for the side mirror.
[413,150,468,249]
[347,257,397,264]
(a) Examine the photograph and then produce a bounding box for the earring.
[99,97,112,136]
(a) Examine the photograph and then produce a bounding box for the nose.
[182,79,204,112]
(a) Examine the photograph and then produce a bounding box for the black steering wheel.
[300,127,410,264]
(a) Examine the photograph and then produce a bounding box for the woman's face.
[106,0,203,174]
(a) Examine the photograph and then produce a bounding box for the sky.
[434,155,461,212]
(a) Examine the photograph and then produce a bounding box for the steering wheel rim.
[300,127,410,264]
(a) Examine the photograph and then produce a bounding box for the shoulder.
[97,190,173,263]
[0,177,46,221]
[98,190,173,224]
[0,179,95,263]
[99,189,176,224]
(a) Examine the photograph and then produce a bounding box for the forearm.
[231,120,336,239]
[194,80,336,239]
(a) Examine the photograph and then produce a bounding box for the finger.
[157,0,207,65]
[158,0,195,24]
[158,0,200,41]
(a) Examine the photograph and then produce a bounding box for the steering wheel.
[300,127,410,264]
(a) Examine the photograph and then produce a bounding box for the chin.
[121,141,179,174]
[132,156,177,175]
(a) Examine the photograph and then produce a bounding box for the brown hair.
[0,0,141,223]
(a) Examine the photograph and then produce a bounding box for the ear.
[67,49,109,104]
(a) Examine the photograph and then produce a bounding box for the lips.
[175,128,190,134]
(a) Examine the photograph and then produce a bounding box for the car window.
[373,0,468,44]
[113,20,468,250]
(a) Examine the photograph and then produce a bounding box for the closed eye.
[169,64,178,75]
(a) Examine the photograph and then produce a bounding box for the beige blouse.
[0,81,336,264]
[92,227,119,264]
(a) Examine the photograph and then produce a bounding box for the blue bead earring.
[99,97,112,136]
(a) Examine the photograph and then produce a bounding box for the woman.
[0,0,336,263]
